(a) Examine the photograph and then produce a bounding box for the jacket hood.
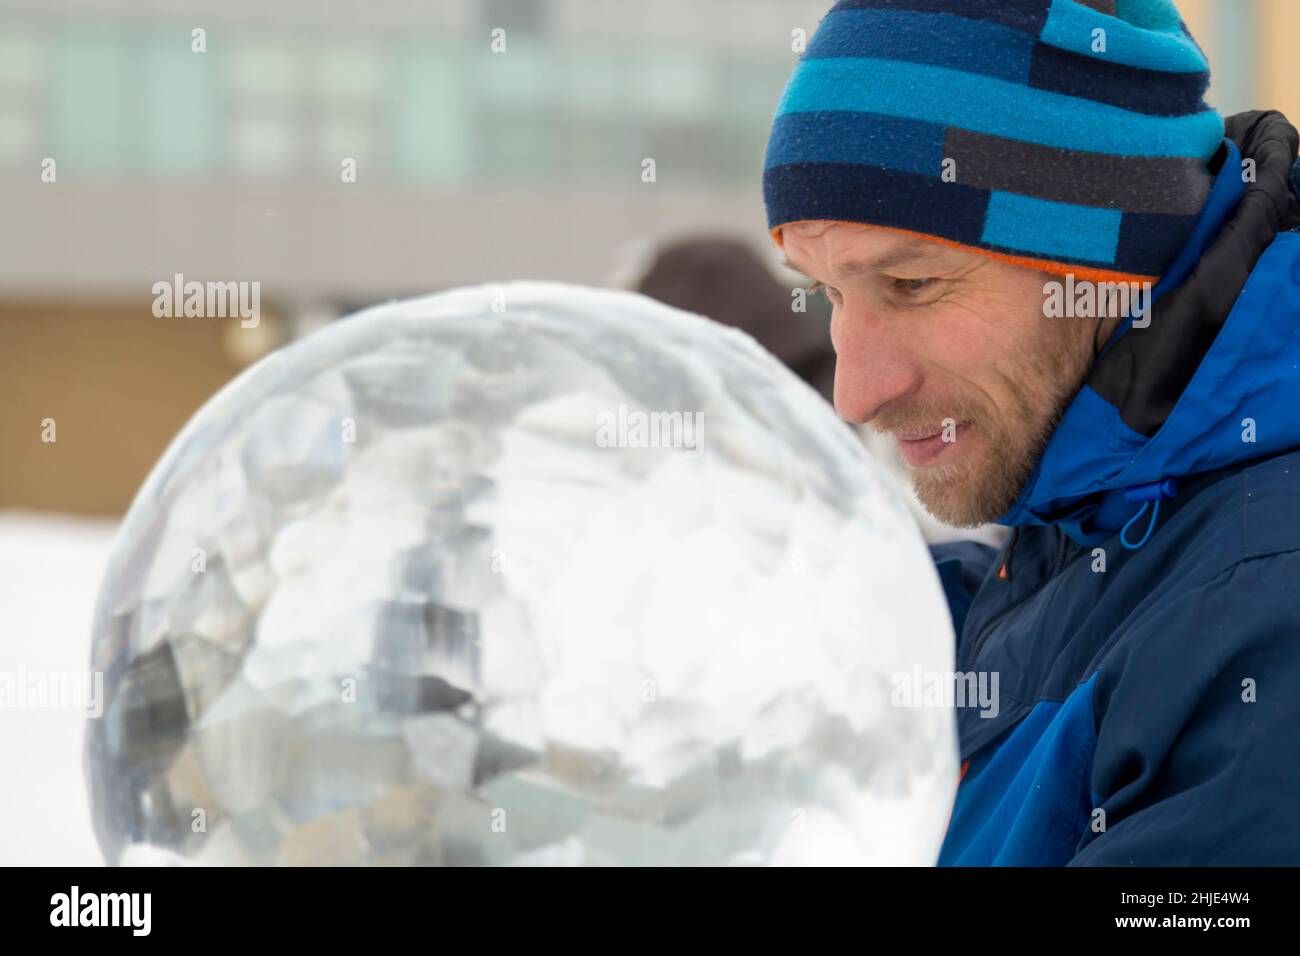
[996,110,1300,547]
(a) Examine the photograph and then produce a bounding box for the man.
[764,0,1300,864]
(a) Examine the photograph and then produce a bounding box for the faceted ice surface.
[85,282,958,866]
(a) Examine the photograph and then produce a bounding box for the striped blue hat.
[763,0,1226,283]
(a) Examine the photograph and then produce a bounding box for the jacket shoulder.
[1148,448,1300,582]
[1236,449,1300,559]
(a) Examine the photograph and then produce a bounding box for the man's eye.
[891,277,935,295]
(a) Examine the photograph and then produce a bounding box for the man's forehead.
[780,226,946,276]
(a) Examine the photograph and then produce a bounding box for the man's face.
[781,221,1115,527]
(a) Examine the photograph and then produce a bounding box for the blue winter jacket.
[935,111,1300,866]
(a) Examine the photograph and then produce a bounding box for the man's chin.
[906,451,1026,529]
[912,482,1003,528]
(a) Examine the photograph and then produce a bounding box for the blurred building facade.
[0,0,830,302]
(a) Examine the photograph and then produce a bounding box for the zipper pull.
[997,527,1020,581]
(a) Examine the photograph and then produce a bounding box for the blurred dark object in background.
[635,237,836,402]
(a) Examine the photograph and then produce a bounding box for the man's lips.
[895,421,972,466]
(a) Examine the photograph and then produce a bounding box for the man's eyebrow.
[781,240,947,279]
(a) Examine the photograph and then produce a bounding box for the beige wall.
[1181,0,1300,121]
[0,305,248,516]
[1256,0,1300,120]
[1178,0,1213,53]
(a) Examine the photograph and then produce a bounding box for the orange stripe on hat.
[771,220,1159,286]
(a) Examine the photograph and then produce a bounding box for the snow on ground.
[0,512,117,866]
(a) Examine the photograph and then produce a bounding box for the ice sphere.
[85,282,958,866]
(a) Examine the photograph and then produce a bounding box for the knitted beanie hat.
[762,0,1227,283]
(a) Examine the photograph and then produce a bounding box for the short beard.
[875,320,1099,528]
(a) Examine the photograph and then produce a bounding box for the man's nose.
[831,310,923,425]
